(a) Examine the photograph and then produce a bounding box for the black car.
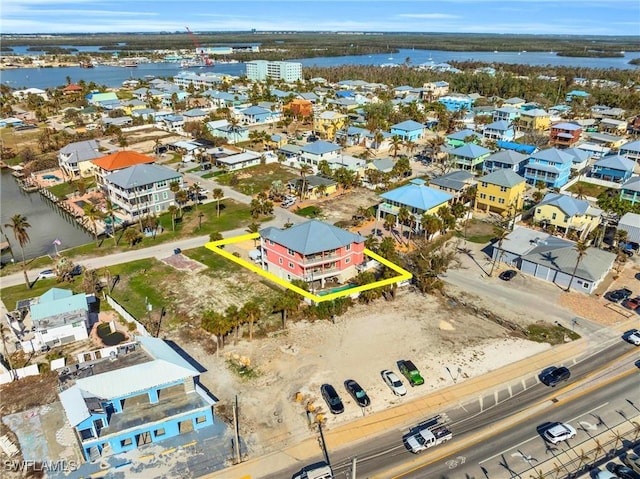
[539,366,571,387]
[611,464,640,479]
[499,270,517,281]
[320,384,344,414]
[604,288,633,303]
[344,379,370,407]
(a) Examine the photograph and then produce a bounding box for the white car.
[543,422,576,444]
[382,369,407,396]
[37,269,56,280]
[623,329,640,346]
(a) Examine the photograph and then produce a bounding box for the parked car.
[499,270,517,281]
[622,329,640,346]
[605,288,633,303]
[594,470,617,479]
[398,360,425,386]
[539,366,571,387]
[622,454,640,474]
[320,384,344,415]
[381,369,407,396]
[622,296,640,310]
[37,269,56,280]
[543,422,576,444]
[610,464,640,479]
[344,379,370,407]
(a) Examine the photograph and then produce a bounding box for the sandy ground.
[180,290,550,455]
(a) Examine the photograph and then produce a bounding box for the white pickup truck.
[404,424,452,453]
[293,464,333,479]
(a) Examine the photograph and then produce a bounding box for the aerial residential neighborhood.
[1,15,640,479]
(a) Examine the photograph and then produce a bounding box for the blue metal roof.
[300,141,342,155]
[530,148,574,164]
[391,120,425,131]
[241,105,271,115]
[537,193,589,216]
[593,154,636,171]
[447,129,480,141]
[380,182,452,211]
[552,122,581,131]
[621,140,640,153]
[451,143,491,159]
[480,169,525,188]
[260,220,364,255]
[485,120,512,131]
[485,149,528,165]
[31,288,88,322]
[496,141,537,154]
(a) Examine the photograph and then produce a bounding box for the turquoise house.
[450,143,492,171]
[390,120,426,142]
[523,148,573,188]
[620,176,640,206]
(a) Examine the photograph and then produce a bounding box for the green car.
[399,360,424,386]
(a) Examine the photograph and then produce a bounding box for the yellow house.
[519,109,551,132]
[313,110,347,140]
[475,169,526,215]
[288,175,337,198]
[120,102,148,115]
[533,193,602,238]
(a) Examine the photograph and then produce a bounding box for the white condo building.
[245,60,302,82]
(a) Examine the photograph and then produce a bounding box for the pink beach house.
[259,220,366,287]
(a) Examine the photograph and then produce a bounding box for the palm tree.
[213,188,224,217]
[240,300,261,342]
[272,291,300,330]
[390,135,403,158]
[384,214,396,232]
[83,203,105,245]
[565,240,587,292]
[224,305,241,344]
[167,205,178,232]
[104,199,118,246]
[397,207,411,243]
[421,213,441,240]
[298,164,313,200]
[489,226,509,277]
[4,214,31,288]
[201,310,231,356]
[174,190,188,216]
[316,183,327,198]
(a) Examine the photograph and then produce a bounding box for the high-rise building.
[245,60,302,82]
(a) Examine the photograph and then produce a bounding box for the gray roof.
[105,163,180,188]
[480,169,525,188]
[563,148,591,164]
[429,170,474,191]
[498,227,553,256]
[486,150,528,166]
[621,140,640,153]
[451,143,491,159]
[260,220,364,255]
[300,141,342,155]
[370,158,395,172]
[60,140,101,162]
[593,154,636,172]
[447,129,481,141]
[522,245,616,282]
[537,193,594,217]
[622,176,640,193]
[530,148,574,165]
[618,213,640,243]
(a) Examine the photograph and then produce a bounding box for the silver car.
[382,369,407,396]
[543,422,576,444]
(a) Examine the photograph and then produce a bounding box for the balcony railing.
[302,252,341,265]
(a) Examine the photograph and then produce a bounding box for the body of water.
[1,170,93,261]
[2,48,638,89]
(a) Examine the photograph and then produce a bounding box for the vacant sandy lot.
[180,289,550,455]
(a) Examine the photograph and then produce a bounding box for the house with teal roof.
[19,288,90,353]
[377,178,453,230]
[390,120,426,142]
[620,176,640,206]
[86,91,119,106]
[450,143,492,171]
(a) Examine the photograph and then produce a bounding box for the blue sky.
[3,0,639,35]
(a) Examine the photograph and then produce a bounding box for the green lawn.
[182,246,242,272]
[295,205,322,218]
[215,164,297,195]
[455,219,497,244]
[48,179,96,199]
[565,181,608,199]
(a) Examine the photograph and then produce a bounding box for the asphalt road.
[267,339,639,479]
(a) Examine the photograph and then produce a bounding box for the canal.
[1,169,92,261]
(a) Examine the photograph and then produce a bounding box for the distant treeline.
[2,32,639,58]
[556,50,624,58]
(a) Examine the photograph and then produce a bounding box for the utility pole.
[233,395,241,464]
[318,421,330,467]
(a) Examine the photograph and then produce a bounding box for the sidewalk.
[205,338,593,479]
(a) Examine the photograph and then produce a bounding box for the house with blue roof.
[533,193,602,238]
[523,148,573,188]
[620,140,640,164]
[438,94,473,112]
[377,178,453,231]
[620,176,640,206]
[446,129,482,147]
[86,91,119,106]
[18,288,91,353]
[206,120,249,144]
[450,143,492,171]
[550,122,582,148]
[260,220,365,286]
[565,90,590,102]
[183,109,208,121]
[58,336,216,462]
[299,141,342,169]
[237,105,275,125]
[590,155,637,183]
[564,147,591,171]
[482,150,529,174]
[390,120,426,142]
[496,141,538,155]
[493,106,521,123]
[483,120,515,142]
[161,114,184,132]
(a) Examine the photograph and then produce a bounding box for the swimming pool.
[104,217,124,225]
[75,200,87,208]
[43,174,61,181]
[318,284,358,296]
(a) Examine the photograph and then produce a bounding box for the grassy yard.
[182,246,242,272]
[456,219,497,244]
[295,205,322,218]
[565,181,608,199]
[48,179,96,199]
[215,164,298,195]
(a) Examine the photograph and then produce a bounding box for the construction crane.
[185,27,213,66]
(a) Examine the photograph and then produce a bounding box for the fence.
[105,295,150,337]
[0,363,40,385]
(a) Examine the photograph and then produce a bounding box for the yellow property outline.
[204,232,413,303]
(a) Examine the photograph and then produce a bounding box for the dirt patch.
[178,289,550,456]
[161,253,208,273]
[298,188,380,226]
[0,373,58,417]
